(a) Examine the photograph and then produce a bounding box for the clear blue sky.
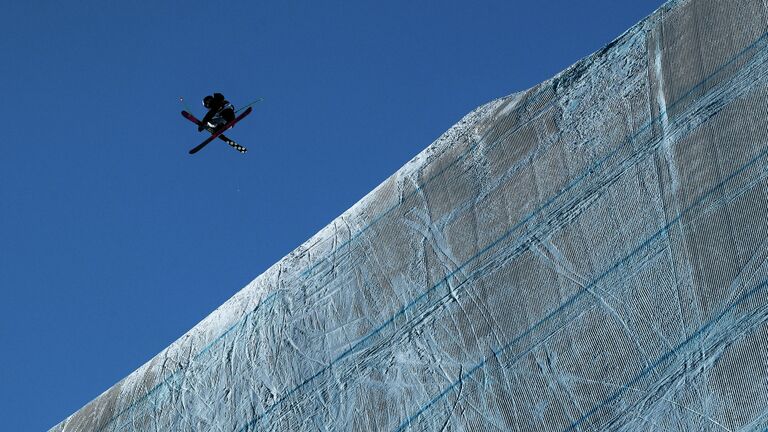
[0,1,665,430]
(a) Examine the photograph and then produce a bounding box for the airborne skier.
[181,92,252,154]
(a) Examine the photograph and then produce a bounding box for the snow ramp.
[54,0,768,430]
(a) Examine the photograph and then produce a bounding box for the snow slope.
[54,0,768,430]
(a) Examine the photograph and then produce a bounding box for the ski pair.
[181,107,252,154]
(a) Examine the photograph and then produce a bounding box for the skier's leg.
[221,108,235,123]
[210,109,236,133]
[207,115,226,131]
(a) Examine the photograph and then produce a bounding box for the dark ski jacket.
[200,93,234,129]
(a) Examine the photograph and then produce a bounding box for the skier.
[199,93,236,132]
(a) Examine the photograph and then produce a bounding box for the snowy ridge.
[54,0,768,430]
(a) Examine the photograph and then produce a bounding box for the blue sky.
[0,1,665,429]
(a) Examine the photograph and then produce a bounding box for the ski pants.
[207,103,236,128]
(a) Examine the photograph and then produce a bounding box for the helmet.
[202,95,214,108]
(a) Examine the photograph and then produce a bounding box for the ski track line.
[565,277,768,432]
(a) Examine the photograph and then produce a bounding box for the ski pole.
[236,97,264,113]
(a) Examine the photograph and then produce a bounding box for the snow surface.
[54,0,768,430]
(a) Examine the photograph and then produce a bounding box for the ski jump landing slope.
[54,0,768,430]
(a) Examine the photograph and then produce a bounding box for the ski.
[182,106,252,154]
[182,111,248,154]
[181,111,235,143]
